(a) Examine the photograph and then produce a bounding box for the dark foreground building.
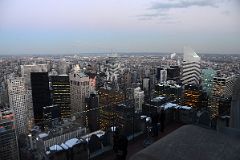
[0,119,19,160]
[31,72,51,126]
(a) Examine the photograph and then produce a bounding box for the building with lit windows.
[98,88,125,130]
[0,109,19,160]
[155,83,182,101]
[43,105,60,130]
[50,75,71,119]
[230,76,240,129]
[183,84,203,108]
[210,76,236,118]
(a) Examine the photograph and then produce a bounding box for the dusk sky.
[0,0,240,55]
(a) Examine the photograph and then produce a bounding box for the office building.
[85,93,100,132]
[98,88,125,130]
[0,110,19,160]
[70,72,90,125]
[50,75,71,119]
[181,47,201,85]
[86,72,97,93]
[155,83,182,101]
[159,69,167,83]
[183,84,203,108]
[142,78,150,92]
[230,76,240,129]
[7,77,28,134]
[210,76,236,118]
[31,72,51,126]
[21,64,48,89]
[201,68,216,97]
[43,105,60,130]
[133,87,144,112]
[167,66,181,82]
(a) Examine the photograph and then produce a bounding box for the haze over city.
[0,0,240,55]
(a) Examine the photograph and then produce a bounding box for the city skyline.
[0,0,240,55]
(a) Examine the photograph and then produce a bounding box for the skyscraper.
[201,68,216,97]
[50,75,71,119]
[7,77,28,134]
[85,93,99,132]
[31,72,51,126]
[230,76,240,129]
[0,109,19,160]
[21,64,48,89]
[134,87,144,112]
[210,76,236,118]
[181,47,201,85]
[167,66,180,82]
[70,72,90,124]
[159,69,167,83]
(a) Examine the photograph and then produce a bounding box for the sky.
[0,0,240,55]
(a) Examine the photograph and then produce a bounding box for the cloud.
[137,13,168,20]
[138,0,230,21]
[149,0,218,11]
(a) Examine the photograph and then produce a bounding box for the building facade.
[181,47,201,85]
[7,77,28,134]
[133,87,144,112]
[31,72,51,126]
[70,72,90,125]
[210,76,236,118]
[0,110,19,160]
[50,75,71,119]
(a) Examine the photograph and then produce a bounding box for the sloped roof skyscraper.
[181,47,201,85]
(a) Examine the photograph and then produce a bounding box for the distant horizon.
[1,51,240,57]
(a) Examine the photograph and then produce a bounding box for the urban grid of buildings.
[0,47,240,160]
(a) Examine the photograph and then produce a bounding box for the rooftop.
[130,125,240,160]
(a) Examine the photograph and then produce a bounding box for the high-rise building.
[159,69,167,83]
[21,64,48,89]
[155,83,182,101]
[31,72,51,126]
[43,105,60,130]
[143,77,150,92]
[210,76,236,118]
[7,77,28,134]
[201,68,216,97]
[85,72,97,93]
[98,88,125,130]
[156,67,163,82]
[0,110,19,160]
[70,72,90,124]
[50,75,71,119]
[181,47,201,85]
[167,66,180,82]
[133,87,144,112]
[85,93,99,132]
[183,84,203,108]
[230,76,240,129]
